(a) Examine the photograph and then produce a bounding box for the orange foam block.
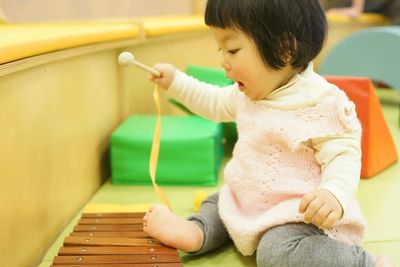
[325,76,398,178]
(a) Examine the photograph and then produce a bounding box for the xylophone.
[51,212,182,266]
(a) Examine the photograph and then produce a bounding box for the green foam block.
[186,65,234,87]
[171,65,238,149]
[111,115,223,186]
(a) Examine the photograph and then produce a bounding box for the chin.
[246,94,257,100]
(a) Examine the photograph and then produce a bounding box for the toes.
[148,205,155,213]
[143,217,148,231]
[143,214,148,227]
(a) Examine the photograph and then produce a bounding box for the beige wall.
[1,0,196,21]
[119,32,220,116]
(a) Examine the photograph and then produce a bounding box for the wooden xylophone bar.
[51,212,183,266]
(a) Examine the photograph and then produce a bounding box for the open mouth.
[237,81,245,91]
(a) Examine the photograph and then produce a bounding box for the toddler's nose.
[221,61,231,72]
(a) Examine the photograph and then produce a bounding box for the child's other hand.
[150,64,177,90]
[298,188,343,229]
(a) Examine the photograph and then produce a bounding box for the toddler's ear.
[278,33,296,65]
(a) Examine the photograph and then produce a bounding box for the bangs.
[205,0,246,29]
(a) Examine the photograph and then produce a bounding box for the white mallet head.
[117,51,161,77]
[118,51,135,66]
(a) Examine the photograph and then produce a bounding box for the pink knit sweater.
[218,89,366,256]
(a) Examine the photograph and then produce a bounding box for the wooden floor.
[39,89,400,267]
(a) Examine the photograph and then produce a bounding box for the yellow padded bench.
[138,15,207,37]
[0,16,208,65]
[326,12,389,25]
[0,22,140,64]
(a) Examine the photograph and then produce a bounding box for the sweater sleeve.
[312,130,362,217]
[166,70,240,122]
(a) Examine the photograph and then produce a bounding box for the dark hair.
[205,0,327,70]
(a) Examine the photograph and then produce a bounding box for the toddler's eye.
[228,49,240,55]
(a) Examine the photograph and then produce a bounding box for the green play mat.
[39,89,400,266]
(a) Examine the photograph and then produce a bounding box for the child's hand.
[150,63,177,90]
[298,188,343,229]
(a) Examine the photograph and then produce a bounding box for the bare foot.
[375,255,395,267]
[143,204,204,252]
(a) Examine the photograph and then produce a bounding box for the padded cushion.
[172,65,238,148]
[0,15,206,64]
[186,65,234,87]
[139,15,207,37]
[320,26,400,93]
[326,12,388,25]
[325,76,398,178]
[111,115,223,186]
[0,22,140,64]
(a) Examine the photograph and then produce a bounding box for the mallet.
[118,51,161,77]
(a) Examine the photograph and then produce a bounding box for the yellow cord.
[149,84,172,210]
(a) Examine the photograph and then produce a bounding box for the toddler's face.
[211,27,297,100]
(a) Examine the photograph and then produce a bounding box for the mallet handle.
[133,61,161,77]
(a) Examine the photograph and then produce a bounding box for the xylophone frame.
[51,212,183,267]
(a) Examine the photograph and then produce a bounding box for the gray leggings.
[188,193,376,267]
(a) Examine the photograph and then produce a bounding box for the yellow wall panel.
[117,31,220,116]
[0,51,122,267]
